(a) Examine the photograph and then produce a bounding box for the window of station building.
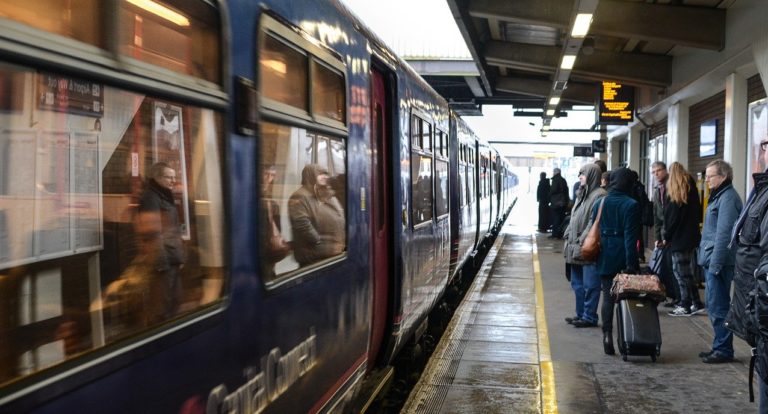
[256,14,348,284]
[0,0,103,48]
[0,63,227,387]
[118,0,221,83]
[410,114,433,226]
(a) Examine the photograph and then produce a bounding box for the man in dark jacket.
[138,162,186,323]
[728,140,768,408]
[536,172,551,232]
[549,168,569,239]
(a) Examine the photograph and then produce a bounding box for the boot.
[603,330,615,355]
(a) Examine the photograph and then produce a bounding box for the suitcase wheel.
[622,354,628,362]
[651,354,656,362]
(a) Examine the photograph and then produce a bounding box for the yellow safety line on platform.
[532,236,558,414]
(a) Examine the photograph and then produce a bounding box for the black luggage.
[615,298,662,362]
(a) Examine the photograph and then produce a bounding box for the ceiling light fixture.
[549,97,561,106]
[561,55,577,70]
[571,13,593,37]
[546,109,556,116]
[127,0,190,26]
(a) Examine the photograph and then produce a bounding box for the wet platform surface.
[403,208,757,413]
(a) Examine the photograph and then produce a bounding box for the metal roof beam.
[484,41,671,86]
[495,77,597,104]
[592,1,725,51]
[468,0,570,29]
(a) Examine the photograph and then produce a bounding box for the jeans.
[600,275,615,333]
[570,264,600,323]
[705,266,734,358]
[671,250,703,309]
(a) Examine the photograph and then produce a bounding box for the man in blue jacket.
[698,160,742,363]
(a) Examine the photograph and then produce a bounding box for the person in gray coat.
[563,164,606,327]
[289,164,346,266]
[698,160,742,363]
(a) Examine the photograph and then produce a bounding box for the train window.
[435,160,449,217]
[411,116,421,149]
[458,166,466,207]
[260,122,347,281]
[422,122,432,153]
[119,0,222,83]
[0,0,103,48]
[260,34,309,111]
[311,61,345,122]
[0,63,226,387]
[411,154,433,225]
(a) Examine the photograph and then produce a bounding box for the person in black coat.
[663,162,704,317]
[549,168,569,238]
[536,172,551,232]
[137,162,186,323]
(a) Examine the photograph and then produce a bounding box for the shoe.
[603,331,615,355]
[702,354,734,364]
[668,306,692,317]
[565,316,581,324]
[699,350,713,358]
[690,305,707,315]
[572,319,598,328]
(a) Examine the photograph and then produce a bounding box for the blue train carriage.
[0,0,515,412]
[448,114,479,281]
[0,1,372,413]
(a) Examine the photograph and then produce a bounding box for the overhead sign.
[38,73,103,117]
[573,146,593,157]
[597,81,634,124]
[592,140,607,153]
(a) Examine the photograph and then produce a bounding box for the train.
[0,0,517,412]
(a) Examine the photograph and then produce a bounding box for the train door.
[368,67,392,365]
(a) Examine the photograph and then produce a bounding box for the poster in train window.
[152,102,190,240]
[747,99,768,194]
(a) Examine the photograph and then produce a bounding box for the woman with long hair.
[664,162,704,317]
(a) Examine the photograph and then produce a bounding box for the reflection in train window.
[118,0,222,83]
[0,63,226,387]
[435,160,448,217]
[410,114,433,225]
[260,34,309,111]
[259,122,347,281]
[312,60,345,122]
[0,0,103,47]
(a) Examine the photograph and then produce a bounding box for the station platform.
[402,205,757,413]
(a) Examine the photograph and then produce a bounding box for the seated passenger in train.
[288,164,345,266]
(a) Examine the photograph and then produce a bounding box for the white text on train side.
[206,328,317,414]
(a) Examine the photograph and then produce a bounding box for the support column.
[667,103,690,169]
[724,72,748,200]
[627,125,641,171]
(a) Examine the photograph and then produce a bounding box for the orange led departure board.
[597,81,634,124]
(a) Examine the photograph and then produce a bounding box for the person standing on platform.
[536,172,551,233]
[593,167,640,355]
[728,139,768,409]
[549,168,569,239]
[697,160,742,363]
[563,163,606,328]
[652,161,679,308]
[664,162,705,317]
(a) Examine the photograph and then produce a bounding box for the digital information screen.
[598,81,634,124]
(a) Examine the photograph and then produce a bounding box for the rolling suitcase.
[615,298,662,362]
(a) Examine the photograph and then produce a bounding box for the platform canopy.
[441,0,726,120]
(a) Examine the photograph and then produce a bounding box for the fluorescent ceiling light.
[546,109,555,116]
[542,125,550,131]
[572,13,593,37]
[549,97,561,105]
[127,0,190,26]
[561,55,576,70]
